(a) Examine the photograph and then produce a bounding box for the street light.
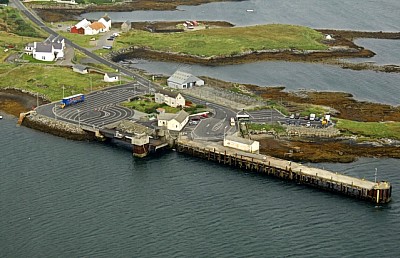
[54,104,57,120]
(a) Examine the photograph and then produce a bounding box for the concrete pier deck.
[177,139,392,204]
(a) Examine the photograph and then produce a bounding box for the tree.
[0,0,10,5]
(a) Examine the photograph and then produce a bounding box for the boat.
[0,115,3,119]
[246,9,254,12]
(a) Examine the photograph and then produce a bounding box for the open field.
[0,7,47,61]
[116,24,327,57]
[336,119,400,140]
[0,65,118,101]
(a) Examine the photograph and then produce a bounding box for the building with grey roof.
[167,70,204,89]
[157,110,189,131]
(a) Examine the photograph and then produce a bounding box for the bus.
[60,94,85,108]
[236,113,250,122]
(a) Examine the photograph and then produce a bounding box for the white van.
[102,46,112,50]
[309,113,316,121]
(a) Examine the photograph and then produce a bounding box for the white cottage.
[104,73,119,82]
[98,15,112,31]
[157,110,189,131]
[32,43,54,61]
[223,135,260,154]
[154,90,185,108]
[86,22,106,35]
[27,35,65,61]
[167,70,204,89]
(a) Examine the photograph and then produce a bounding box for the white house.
[32,43,54,61]
[104,73,119,82]
[25,35,65,61]
[157,110,189,131]
[85,22,106,35]
[223,135,260,154]
[98,15,112,31]
[167,70,204,89]
[154,90,185,108]
[29,35,65,61]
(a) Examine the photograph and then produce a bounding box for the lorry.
[60,94,85,108]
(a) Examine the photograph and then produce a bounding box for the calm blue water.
[2,1,400,256]
[83,0,400,31]
[349,39,400,65]
[1,117,400,257]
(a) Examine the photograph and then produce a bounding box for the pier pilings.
[176,140,391,204]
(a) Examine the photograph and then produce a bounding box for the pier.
[176,139,392,204]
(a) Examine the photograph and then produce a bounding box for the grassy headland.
[336,119,400,140]
[0,65,118,101]
[116,24,327,57]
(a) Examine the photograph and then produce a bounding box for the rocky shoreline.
[3,1,399,162]
[22,111,95,141]
[108,27,399,72]
[2,87,399,163]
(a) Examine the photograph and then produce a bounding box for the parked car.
[107,37,114,41]
[289,114,295,119]
[304,115,309,120]
[294,113,300,119]
[102,46,112,50]
[306,121,311,127]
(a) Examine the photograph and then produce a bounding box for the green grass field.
[0,65,119,101]
[116,24,327,57]
[336,119,400,140]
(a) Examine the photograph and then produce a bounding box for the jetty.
[176,138,392,204]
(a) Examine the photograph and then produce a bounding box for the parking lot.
[49,84,145,128]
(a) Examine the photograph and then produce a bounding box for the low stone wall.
[22,112,95,141]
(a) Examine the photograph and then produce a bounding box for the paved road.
[184,95,238,140]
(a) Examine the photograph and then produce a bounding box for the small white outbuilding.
[223,135,260,154]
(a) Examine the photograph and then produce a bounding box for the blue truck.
[60,94,85,108]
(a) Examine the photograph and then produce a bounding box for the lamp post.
[62,85,65,99]
[54,104,57,120]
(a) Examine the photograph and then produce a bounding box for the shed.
[121,20,132,32]
[104,73,119,82]
[223,135,260,154]
[72,64,89,74]
[167,70,204,89]
[157,110,189,131]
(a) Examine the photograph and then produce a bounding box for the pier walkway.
[177,139,392,204]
